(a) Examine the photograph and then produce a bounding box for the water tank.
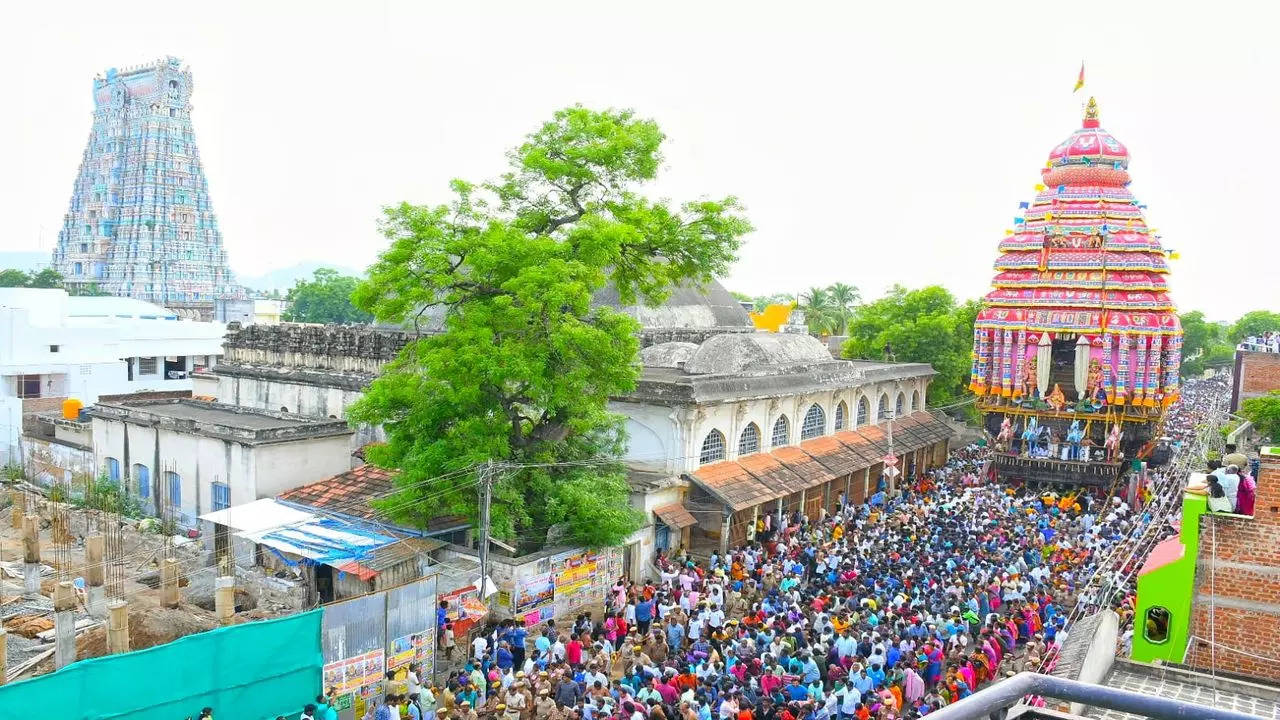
[62,398,83,420]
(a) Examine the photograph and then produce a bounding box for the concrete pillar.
[160,557,180,608]
[85,535,106,618]
[214,576,235,624]
[107,600,129,654]
[53,581,76,669]
[719,508,731,556]
[22,515,40,596]
[9,490,22,529]
[0,628,7,685]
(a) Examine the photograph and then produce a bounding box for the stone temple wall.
[221,323,414,374]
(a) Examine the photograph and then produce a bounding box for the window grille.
[738,424,761,455]
[771,415,790,447]
[699,430,726,465]
[800,404,826,440]
[834,401,847,431]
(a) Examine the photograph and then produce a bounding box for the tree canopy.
[348,106,751,549]
[840,285,977,408]
[1229,310,1280,344]
[1242,390,1280,443]
[282,268,372,324]
[795,282,860,335]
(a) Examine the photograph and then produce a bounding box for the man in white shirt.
[472,635,488,661]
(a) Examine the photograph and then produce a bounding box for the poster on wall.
[323,649,386,695]
[515,572,555,613]
[388,629,437,672]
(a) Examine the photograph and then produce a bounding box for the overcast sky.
[2,1,1276,321]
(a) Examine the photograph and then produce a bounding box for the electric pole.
[477,461,494,598]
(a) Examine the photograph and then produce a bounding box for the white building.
[612,332,952,570]
[87,398,353,529]
[0,288,226,458]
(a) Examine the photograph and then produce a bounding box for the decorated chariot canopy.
[970,98,1182,410]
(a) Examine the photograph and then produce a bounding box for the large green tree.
[348,107,751,549]
[841,285,976,407]
[1229,310,1280,344]
[282,268,373,324]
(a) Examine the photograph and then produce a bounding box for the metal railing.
[926,672,1261,720]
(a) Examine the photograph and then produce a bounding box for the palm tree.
[826,282,860,335]
[798,286,836,335]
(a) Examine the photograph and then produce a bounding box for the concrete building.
[86,398,352,528]
[0,288,225,461]
[1230,347,1280,412]
[194,323,412,452]
[613,332,951,570]
[51,57,242,317]
[211,298,286,326]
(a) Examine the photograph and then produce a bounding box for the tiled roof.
[690,460,778,511]
[771,446,838,488]
[832,430,883,466]
[688,414,954,513]
[278,465,470,534]
[738,452,808,496]
[278,464,396,521]
[853,423,892,456]
[653,503,697,530]
[799,435,865,477]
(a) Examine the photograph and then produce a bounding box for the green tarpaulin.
[0,609,322,720]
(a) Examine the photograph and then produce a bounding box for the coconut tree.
[798,286,837,335]
[826,282,860,335]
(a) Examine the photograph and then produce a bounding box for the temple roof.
[975,98,1179,336]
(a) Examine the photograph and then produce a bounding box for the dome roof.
[684,332,834,375]
[1045,97,1129,171]
[640,341,700,368]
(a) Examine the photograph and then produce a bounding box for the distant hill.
[235,261,363,292]
[0,251,52,272]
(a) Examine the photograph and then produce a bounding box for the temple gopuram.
[971,98,1182,486]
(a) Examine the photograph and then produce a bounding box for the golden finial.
[1084,97,1099,124]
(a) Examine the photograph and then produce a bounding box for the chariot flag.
[1073,63,1085,93]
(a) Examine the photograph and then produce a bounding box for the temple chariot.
[971,98,1182,486]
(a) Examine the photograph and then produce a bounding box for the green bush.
[70,472,145,519]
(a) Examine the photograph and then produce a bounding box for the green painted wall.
[1131,493,1206,663]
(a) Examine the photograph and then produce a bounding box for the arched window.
[834,401,848,431]
[800,404,826,440]
[911,390,921,411]
[132,463,150,500]
[857,397,870,426]
[1144,606,1171,644]
[738,423,761,456]
[896,393,906,416]
[699,430,726,465]
[105,457,121,482]
[771,415,790,447]
[878,393,891,420]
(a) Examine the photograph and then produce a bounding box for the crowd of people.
[316,376,1229,720]
[1238,331,1280,353]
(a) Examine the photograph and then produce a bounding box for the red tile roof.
[799,435,865,477]
[771,445,838,488]
[653,503,697,530]
[690,460,777,511]
[738,452,808,495]
[687,415,954,513]
[278,464,395,521]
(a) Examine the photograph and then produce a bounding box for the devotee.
[433,376,1227,720]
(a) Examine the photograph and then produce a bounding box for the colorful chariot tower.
[52,56,242,317]
[971,98,1182,485]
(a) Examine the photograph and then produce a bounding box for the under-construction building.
[52,56,242,318]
